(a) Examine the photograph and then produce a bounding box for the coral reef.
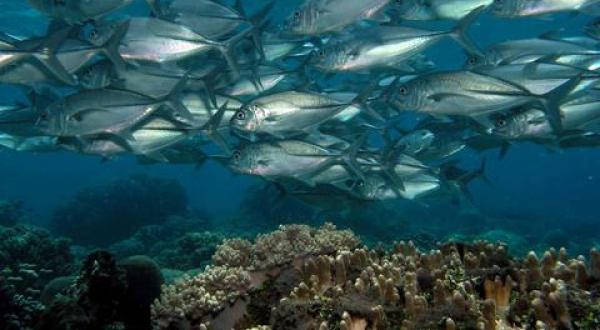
[51,174,189,246]
[0,199,25,227]
[0,224,73,299]
[0,275,44,330]
[152,224,600,330]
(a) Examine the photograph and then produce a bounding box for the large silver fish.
[312,7,482,72]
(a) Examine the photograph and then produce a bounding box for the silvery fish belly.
[492,0,600,17]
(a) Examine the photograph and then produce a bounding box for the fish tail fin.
[475,158,492,185]
[100,20,130,72]
[339,133,368,181]
[35,27,76,85]
[216,26,253,77]
[235,0,274,61]
[351,80,386,122]
[202,101,232,155]
[449,5,485,57]
[539,74,584,133]
[145,0,161,16]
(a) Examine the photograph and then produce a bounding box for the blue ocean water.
[0,0,598,254]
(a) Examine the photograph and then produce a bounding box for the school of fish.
[1,0,600,203]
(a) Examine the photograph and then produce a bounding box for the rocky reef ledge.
[152,223,600,330]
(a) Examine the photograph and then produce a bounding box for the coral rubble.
[152,224,600,330]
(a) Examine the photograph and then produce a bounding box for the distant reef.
[50,174,189,246]
[2,221,600,330]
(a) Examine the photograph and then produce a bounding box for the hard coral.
[214,223,360,270]
[152,224,600,330]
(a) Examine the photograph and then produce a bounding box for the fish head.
[81,21,117,47]
[464,53,488,68]
[228,144,275,176]
[492,110,550,139]
[351,175,388,201]
[36,101,66,136]
[310,44,351,71]
[230,103,264,135]
[282,3,320,36]
[390,80,429,112]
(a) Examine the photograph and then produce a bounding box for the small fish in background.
[0,0,597,206]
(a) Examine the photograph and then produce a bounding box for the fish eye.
[398,86,408,95]
[89,29,98,41]
[467,57,477,65]
[496,118,507,127]
[294,11,301,18]
[235,111,245,120]
[232,150,242,161]
[318,50,325,57]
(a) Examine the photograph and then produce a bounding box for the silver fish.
[491,0,600,17]
[466,37,599,68]
[312,8,482,72]
[393,0,492,20]
[38,89,176,137]
[284,0,391,36]
[230,91,360,139]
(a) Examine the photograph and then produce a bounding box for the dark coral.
[50,174,189,246]
[38,250,163,330]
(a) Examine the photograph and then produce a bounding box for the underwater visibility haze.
[1,0,600,329]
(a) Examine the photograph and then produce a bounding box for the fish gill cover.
[0,0,599,329]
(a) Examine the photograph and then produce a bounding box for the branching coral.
[152,225,600,330]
